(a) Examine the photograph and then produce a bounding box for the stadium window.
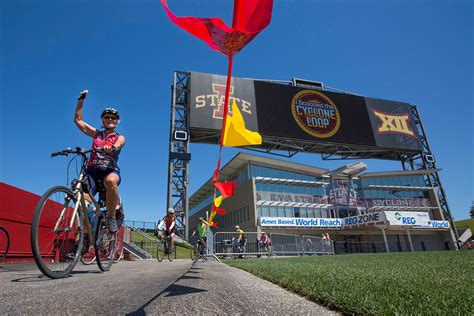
[294,207,300,218]
[270,206,278,217]
[277,206,285,217]
[300,207,308,218]
[307,207,315,218]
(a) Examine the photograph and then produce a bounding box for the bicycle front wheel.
[156,240,164,262]
[0,226,10,261]
[31,186,84,279]
[167,246,174,262]
[190,244,198,261]
[95,215,116,272]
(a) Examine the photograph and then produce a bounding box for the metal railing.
[124,220,157,232]
[212,232,334,257]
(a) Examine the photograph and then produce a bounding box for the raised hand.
[78,89,89,101]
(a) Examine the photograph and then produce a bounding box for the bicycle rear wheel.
[31,186,84,278]
[156,240,164,262]
[113,239,124,263]
[80,246,96,265]
[95,215,116,272]
[0,226,10,261]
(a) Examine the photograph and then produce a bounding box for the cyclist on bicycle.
[258,232,272,255]
[162,208,176,253]
[234,225,246,255]
[74,90,125,234]
[191,217,207,255]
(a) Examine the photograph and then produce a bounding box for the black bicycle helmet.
[101,107,120,119]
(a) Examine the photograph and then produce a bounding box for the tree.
[470,201,474,219]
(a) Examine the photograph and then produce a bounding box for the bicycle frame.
[52,149,105,244]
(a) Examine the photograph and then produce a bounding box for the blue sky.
[1,0,472,223]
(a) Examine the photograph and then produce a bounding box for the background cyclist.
[258,232,272,256]
[74,89,125,234]
[162,208,176,253]
[191,217,207,255]
[234,225,246,256]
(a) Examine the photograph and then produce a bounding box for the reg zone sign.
[260,217,342,228]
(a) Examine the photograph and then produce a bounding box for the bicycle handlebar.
[51,147,106,158]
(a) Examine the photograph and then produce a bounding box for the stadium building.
[188,152,455,253]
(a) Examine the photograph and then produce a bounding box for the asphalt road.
[0,259,338,315]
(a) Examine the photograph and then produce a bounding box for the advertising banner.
[254,81,376,146]
[384,211,430,226]
[342,212,385,227]
[260,217,342,228]
[366,97,420,151]
[426,220,450,229]
[189,72,258,131]
[189,72,422,152]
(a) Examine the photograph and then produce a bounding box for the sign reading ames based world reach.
[260,217,342,228]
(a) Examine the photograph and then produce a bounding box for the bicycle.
[156,229,174,262]
[257,241,273,258]
[31,147,118,279]
[81,212,124,265]
[190,236,206,262]
[232,237,246,258]
[0,226,10,262]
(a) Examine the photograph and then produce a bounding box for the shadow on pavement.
[179,275,202,280]
[11,274,68,282]
[126,263,207,315]
[70,270,102,275]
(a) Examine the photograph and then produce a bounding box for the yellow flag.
[214,195,223,208]
[223,100,262,147]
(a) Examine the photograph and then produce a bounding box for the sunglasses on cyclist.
[103,116,118,121]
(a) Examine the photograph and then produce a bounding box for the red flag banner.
[161,0,273,56]
[212,204,227,215]
[214,180,237,198]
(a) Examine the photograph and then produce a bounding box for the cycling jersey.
[197,222,207,238]
[88,130,122,171]
[236,229,245,241]
[163,214,176,232]
[260,235,271,246]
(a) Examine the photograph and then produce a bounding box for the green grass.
[225,251,474,315]
[455,218,474,232]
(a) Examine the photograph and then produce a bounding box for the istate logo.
[394,212,402,221]
[291,90,340,138]
[194,83,253,119]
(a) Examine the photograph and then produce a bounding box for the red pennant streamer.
[160,0,273,56]
[214,180,237,198]
[212,205,227,215]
